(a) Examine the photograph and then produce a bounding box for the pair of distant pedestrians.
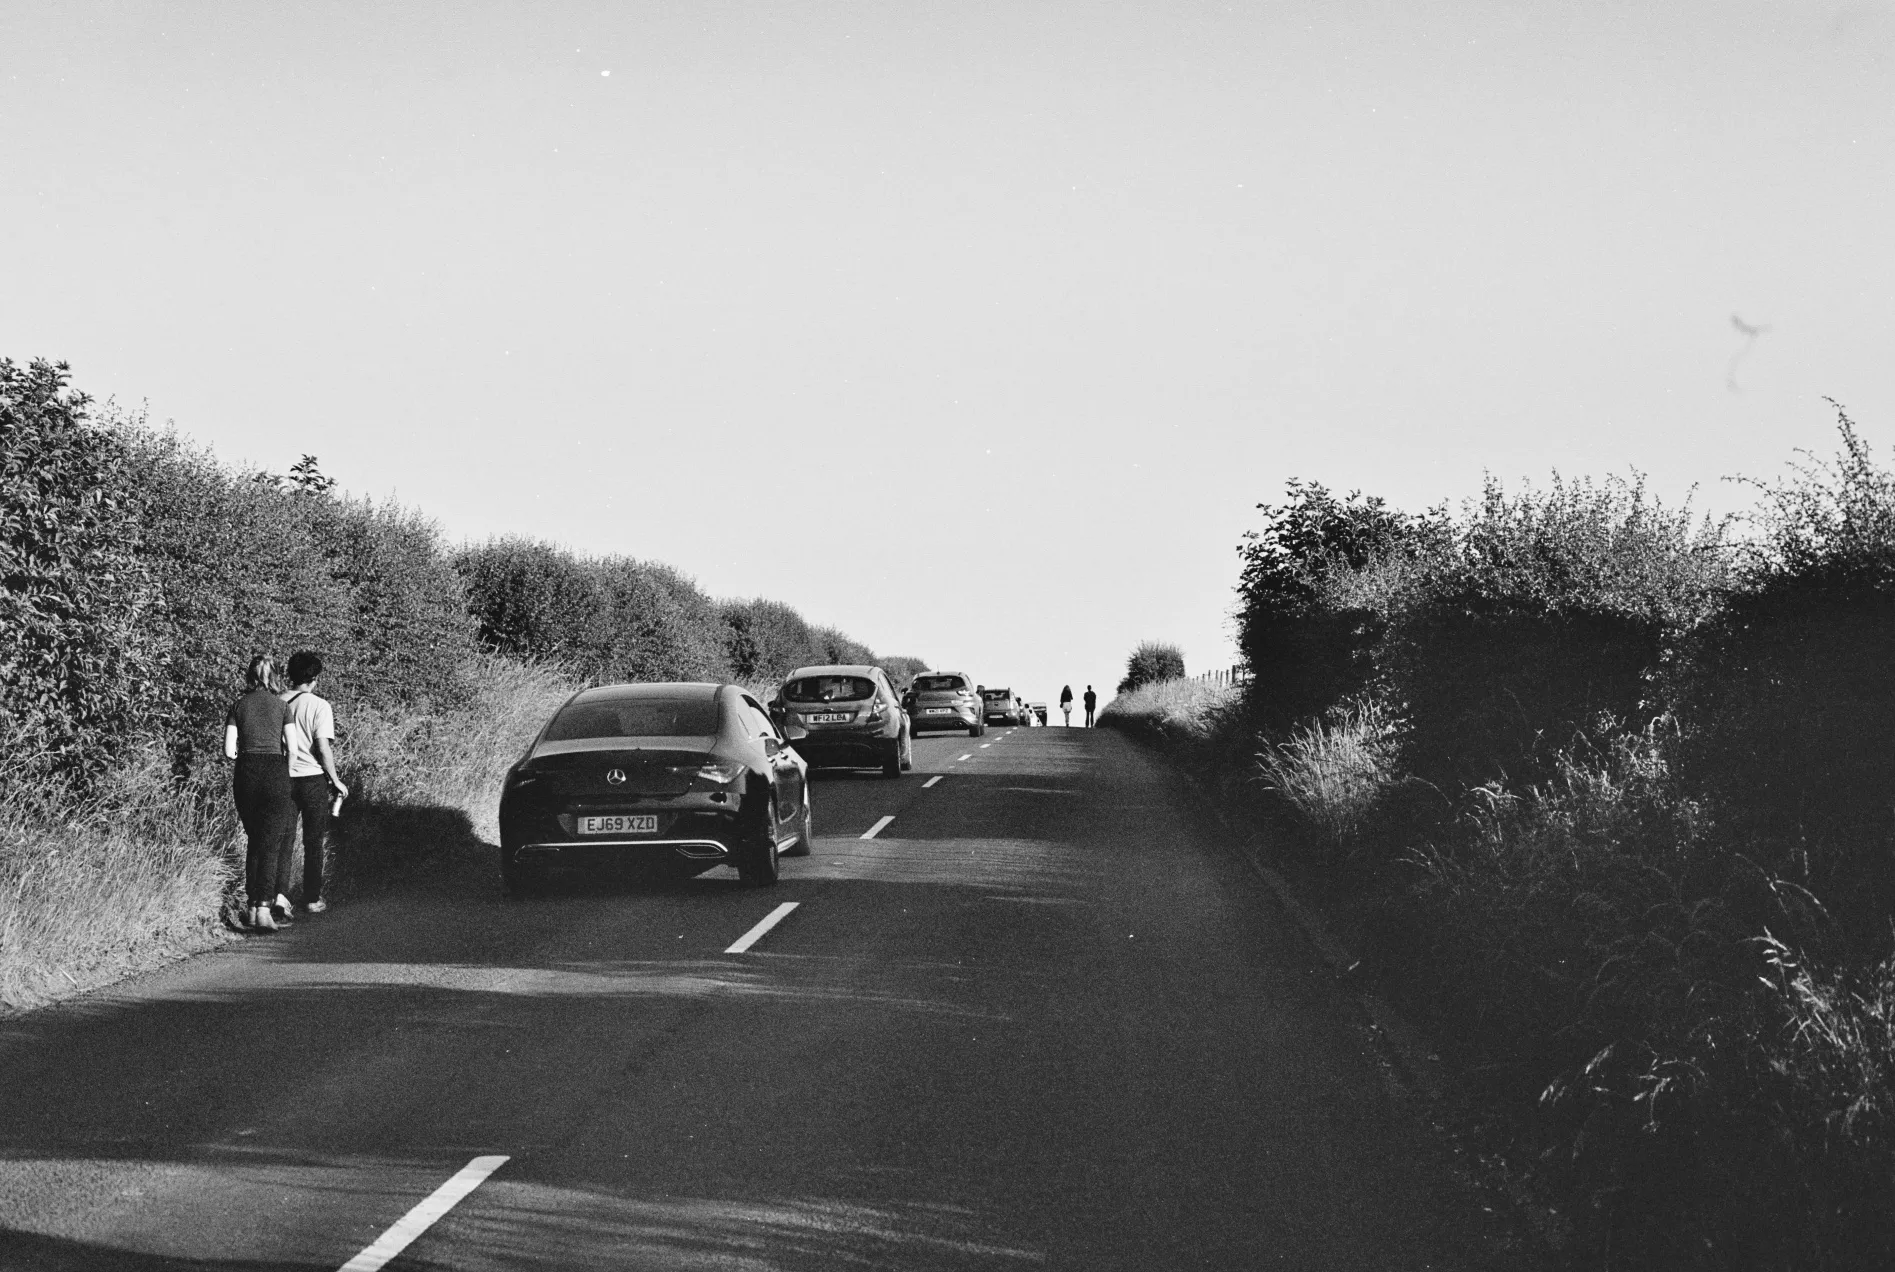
[1057,685,1098,727]
[224,651,348,933]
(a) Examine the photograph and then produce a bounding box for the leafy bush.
[0,360,159,782]
[1116,640,1186,693]
[1389,474,1729,794]
[116,426,471,763]
[1200,427,1895,1267]
[1678,408,1895,952]
[1235,481,1448,730]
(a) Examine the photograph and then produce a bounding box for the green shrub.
[1679,406,1895,954]
[0,360,159,782]
[1390,474,1728,794]
[1117,640,1186,693]
[876,654,929,686]
[117,426,472,764]
[1235,481,1449,730]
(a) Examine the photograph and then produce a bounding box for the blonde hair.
[245,654,280,692]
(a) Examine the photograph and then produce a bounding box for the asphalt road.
[0,725,1502,1270]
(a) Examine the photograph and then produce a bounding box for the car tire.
[971,721,985,737]
[784,796,814,856]
[736,803,781,887]
[882,738,902,778]
[899,730,914,772]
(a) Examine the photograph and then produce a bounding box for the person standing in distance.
[224,655,296,933]
[282,650,348,915]
[1083,685,1098,727]
[1059,684,1074,727]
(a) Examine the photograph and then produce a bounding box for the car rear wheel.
[882,739,902,778]
[899,730,914,772]
[736,804,781,887]
[971,721,985,737]
[784,796,813,857]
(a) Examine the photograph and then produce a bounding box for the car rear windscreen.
[981,689,1010,702]
[913,675,966,692]
[544,698,720,740]
[785,675,877,703]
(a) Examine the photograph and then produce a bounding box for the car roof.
[568,682,725,705]
[784,664,881,679]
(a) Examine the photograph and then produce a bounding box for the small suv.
[773,665,913,777]
[906,672,984,737]
[982,688,1026,726]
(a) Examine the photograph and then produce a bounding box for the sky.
[4,1,1893,706]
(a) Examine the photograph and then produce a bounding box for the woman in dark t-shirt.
[224,655,295,932]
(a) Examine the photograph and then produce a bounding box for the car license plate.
[809,712,851,723]
[578,814,658,835]
[925,708,952,715]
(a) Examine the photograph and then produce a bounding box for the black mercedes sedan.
[498,682,811,892]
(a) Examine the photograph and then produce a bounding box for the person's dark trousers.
[1085,708,1095,726]
[285,775,334,903]
[233,755,293,906]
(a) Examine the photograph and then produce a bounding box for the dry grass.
[346,654,578,843]
[0,749,237,1014]
[1097,677,1238,743]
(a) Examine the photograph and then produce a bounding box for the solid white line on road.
[923,775,943,788]
[725,901,800,954]
[861,815,895,840]
[338,1156,509,1272]
[957,754,973,762]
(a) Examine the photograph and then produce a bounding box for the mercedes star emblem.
[605,768,627,785]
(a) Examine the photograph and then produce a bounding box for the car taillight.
[866,702,887,723]
[672,761,742,786]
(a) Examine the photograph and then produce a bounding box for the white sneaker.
[304,899,328,914]
[251,906,278,933]
[273,893,295,919]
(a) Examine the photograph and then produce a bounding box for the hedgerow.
[0,360,921,1012]
[0,360,160,783]
[1160,410,1895,1268]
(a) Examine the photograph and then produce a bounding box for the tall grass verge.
[1097,677,1237,747]
[0,749,236,1014]
[1254,697,1401,853]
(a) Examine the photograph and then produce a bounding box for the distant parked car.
[982,687,1026,726]
[773,665,913,777]
[498,682,810,893]
[906,671,984,736]
[1030,702,1048,725]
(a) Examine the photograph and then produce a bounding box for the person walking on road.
[224,655,296,933]
[1083,685,1098,727]
[281,650,347,916]
[1059,684,1074,727]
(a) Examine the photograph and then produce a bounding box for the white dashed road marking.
[725,902,800,954]
[338,1156,509,1272]
[957,754,973,762]
[979,743,991,749]
[861,815,895,840]
[923,776,943,788]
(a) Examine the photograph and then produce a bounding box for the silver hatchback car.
[905,671,985,737]
[773,665,914,777]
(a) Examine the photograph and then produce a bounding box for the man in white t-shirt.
[280,650,349,915]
